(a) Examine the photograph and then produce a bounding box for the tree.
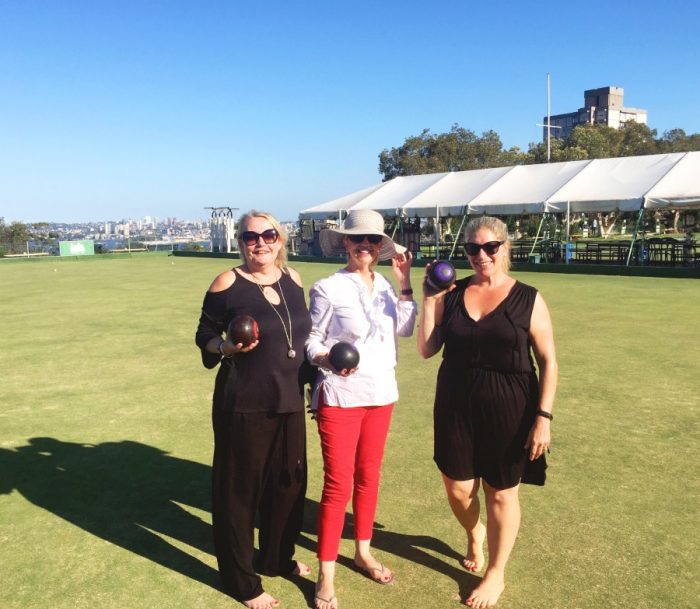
[567,124,622,158]
[524,138,588,164]
[378,124,526,181]
[524,121,669,174]
[661,128,687,150]
[659,128,700,153]
[379,120,700,182]
[0,221,29,249]
[499,144,526,166]
[618,122,659,156]
[0,221,30,255]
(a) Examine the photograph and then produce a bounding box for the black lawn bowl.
[329,341,360,371]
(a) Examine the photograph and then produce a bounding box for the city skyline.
[2,1,699,224]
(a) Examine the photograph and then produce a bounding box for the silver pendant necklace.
[256,274,295,358]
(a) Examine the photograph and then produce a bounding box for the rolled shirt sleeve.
[395,295,418,337]
[306,282,334,364]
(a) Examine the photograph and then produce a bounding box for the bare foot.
[462,521,486,572]
[314,576,337,609]
[352,556,394,584]
[466,568,505,608]
[243,591,280,609]
[293,561,311,576]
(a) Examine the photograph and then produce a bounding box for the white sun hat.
[319,209,407,261]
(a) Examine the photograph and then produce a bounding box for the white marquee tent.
[299,152,700,220]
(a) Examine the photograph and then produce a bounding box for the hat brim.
[319,228,407,261]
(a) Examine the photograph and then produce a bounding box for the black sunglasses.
[347,234,383,245]
[238,229,279,246]
[465,240,504,256]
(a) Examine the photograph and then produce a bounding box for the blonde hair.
[464,216,512,272]
[237,210,288,268]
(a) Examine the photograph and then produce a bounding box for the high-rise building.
[543,86,648,141]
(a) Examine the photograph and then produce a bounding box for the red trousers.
[316,402,394,561]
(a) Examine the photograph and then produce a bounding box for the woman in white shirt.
[306,209,417,609]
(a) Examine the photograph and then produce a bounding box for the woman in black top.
[195,210,312,609]
[418,216,558,609]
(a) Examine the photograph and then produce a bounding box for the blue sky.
[2,0,699,223]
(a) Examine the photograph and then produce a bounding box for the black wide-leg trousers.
[211,408,307,602]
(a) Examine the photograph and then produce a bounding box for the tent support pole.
[529,214,546,257]
[565,203,571,264]
[626,207,645,266]
[390,216,400,240]
[434,205,440,260]
[448,211,469,260]
[389,214,406,250]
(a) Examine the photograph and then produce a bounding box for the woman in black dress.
[195,210,312,609]
[417,216,558,609]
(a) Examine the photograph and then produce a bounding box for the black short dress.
[433,277,546,489]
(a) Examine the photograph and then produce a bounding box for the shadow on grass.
[0,437,218,590]
[299,497,481,604]
[0,437,477,605]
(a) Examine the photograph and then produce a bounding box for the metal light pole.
[536,73,562,162]
[547,73,551,161]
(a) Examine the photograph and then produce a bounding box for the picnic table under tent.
[299,151,700,265]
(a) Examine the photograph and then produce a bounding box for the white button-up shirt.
[306,269,417,409]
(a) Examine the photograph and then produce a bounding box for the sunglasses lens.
[465,241,502,256]
[483,241,501,255]
[239,229,279,246]
[261,229,278,244]
[349,234,382,245]
[240,231,257,245]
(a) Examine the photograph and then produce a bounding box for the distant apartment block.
[543,86,648,141]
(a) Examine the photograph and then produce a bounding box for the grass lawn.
[1,253,698,609]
